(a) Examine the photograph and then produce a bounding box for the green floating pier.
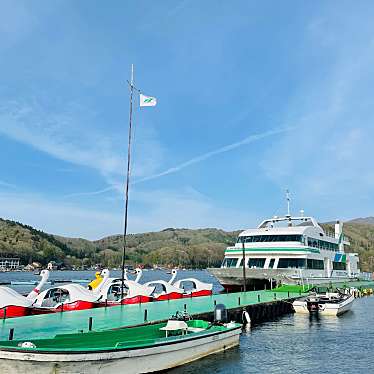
[2,280,373,341]
[0,290,302,341]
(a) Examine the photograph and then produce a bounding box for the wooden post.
[88,317,93,331]
[238,297,241,305]
[144,309,148,322]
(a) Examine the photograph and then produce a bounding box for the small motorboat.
[0,270,50,318]
[169,269,213,297]
[31,270,110,313]
[293,289,354,316]
[0,311,241,373]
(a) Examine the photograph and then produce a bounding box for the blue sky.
[0,1,373,239]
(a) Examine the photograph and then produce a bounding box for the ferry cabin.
[221,216,360,280]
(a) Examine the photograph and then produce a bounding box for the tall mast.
[121,64,135,300]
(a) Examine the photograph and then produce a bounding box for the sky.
[0,1,374,240]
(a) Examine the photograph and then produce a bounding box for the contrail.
[133,127,293,184]
[63,186,117,199]
[63,127,293,198]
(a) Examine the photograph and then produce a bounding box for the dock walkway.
[0,290,301,341]
[2,280,373,341]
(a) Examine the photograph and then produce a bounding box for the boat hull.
[98,295,153,307]
[0,327,241,374]
[0,306,30,319]
[183,290,213,298]
[154,292,183,301]
[208,267,359,291]
[31,301,96,315]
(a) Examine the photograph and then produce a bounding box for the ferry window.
[278,258,306,269]
[333,262,346,270]
[307,259,324,270]
[242,235,302,243]
[247,258,266,268]
[222,258,238,268]
[269,259,275,268]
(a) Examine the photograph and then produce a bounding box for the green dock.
[1,280,373,341]
[0,290,301,341]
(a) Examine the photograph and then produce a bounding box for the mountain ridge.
[0,217,374,271]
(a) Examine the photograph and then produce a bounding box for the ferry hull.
[0,328,240,374]
[208,267,359,291]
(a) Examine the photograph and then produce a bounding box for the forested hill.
[1,217,374,271]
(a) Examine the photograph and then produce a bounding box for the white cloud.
[0,99,165,184]
[0,187,254,240]
[0,192,122,240]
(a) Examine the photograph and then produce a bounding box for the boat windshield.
[41,288,70,307]
[107,284,129,301]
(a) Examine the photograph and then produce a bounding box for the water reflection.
[167,297,374,374]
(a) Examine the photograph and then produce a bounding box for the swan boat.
[31,270,110,313]
[293,289,355,316]
[97,269,154,306]
[0,318,241,373]
[209,212,360,291]
[0,270,50,318]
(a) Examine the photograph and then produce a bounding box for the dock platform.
[1,280,373,341]
[0,289,301,341]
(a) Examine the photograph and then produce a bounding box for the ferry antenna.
[286,189,291,216]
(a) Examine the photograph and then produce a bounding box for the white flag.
[140,94,157,107]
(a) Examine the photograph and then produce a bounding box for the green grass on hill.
[0,217,374,271]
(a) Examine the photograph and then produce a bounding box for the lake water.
[170,294,374,374]
[1,270,373,373]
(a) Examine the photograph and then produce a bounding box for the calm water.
[1,270,373,373]
[169,296,374,374]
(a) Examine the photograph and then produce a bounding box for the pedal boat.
[0,319,241,373]
[143,280,184,301]
[169,269,213,298]
[0,270,50,318]
[293,290,354,316]
[97,278,154,305]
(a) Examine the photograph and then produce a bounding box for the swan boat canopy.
[208,214,360,291]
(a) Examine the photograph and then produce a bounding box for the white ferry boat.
[208,212,360,291]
